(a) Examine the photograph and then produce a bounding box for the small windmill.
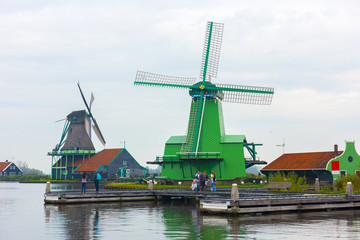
[49,83,106,180]
[56,84,106,152]
[276,137,286,153]
[135,21,274,180]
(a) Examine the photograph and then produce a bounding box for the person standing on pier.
[199,171,205,191]
[195,171,200,191]
[210,172,216,192]
[203,171,209,191]
[81,172,87,194]
[94,172,101,192]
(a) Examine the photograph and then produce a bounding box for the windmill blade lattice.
[92,123,105,146]
[77,83,106,146]
[200,22,224,81]
[214,83,274,105]
[91,117,106,146]
[135,71,196,89]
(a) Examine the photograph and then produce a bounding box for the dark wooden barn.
[74,148,148,180]
[0,161,23,176]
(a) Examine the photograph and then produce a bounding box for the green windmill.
[135,21,274,180]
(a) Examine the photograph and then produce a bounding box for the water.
[1,182,360,240]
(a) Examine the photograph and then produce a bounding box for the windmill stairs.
[180,98,201,154]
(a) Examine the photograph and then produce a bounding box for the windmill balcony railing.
[178,152,221,160]
[155,152,222,163]
[155,155,179,162]
[48,149,97,155]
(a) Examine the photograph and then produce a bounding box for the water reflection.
[5,182,360,239]
[161,204,229,239]
[45,204,102,239]
[44,202,159,239]
[43,199,360,240]
[50,182,106,191]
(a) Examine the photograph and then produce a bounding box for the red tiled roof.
[262,151,343,171]
[0,162,11,171]
[75,148,123,172]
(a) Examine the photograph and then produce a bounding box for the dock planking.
[44,186,360,216]
[44,188,228,204]
[200,193,360,215]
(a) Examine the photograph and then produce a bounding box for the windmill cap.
[67,110,87,122]
[189,81,224,100]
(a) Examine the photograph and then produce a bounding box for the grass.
[105,183,189,189]
[19,180,78,183]
[104,182,267,190]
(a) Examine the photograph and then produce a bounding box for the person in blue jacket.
[94,172,101,192]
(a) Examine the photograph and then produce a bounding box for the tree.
[16,161,45,175]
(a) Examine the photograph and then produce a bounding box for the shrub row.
[0,174,51,182]
[269,171,305,192]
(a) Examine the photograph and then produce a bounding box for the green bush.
[0,174,50,182]
[246,173,266,180]
[269,171,304,192]
[269,171,286,182]
[334,174,360,192]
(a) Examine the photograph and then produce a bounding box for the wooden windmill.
[49,83,106,180]
[135,21,274,180]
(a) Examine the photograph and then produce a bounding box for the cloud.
[273,88,360,119]
[1,0,360,172]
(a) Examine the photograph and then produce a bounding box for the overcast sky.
[1,0,360,174]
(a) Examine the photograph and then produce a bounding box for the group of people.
[80,171,216,193]
[192,171,216,192]
[80,172,102,194]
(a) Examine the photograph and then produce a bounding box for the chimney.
[334,144,338,154]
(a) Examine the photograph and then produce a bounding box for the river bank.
[2,181,360,239]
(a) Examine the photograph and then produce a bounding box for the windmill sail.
[90,116,106,146]
[200,22,224,82]
[77,83,106,146]
[77,83,92,115]
[93,123,105,146]
[90,92,95,110]
[135,71,196,89]
[214,83,274,104]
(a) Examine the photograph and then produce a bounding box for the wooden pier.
[44,184,360,215]
[44,188,229,204]
[200,184,360,215]
[200,194,360,214]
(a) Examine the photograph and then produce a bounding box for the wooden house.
[0,161,23,176]
[74,148,148,180]
[261,142,360,184]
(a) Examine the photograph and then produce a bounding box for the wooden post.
[45,181,51,194]
[346,182,353,197]
[314,178,320,193]
[148,180,154,190]
[231,183,239,202]
[333,179,337,192]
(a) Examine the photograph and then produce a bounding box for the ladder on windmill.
[180,98,201,154]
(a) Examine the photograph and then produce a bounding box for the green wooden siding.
[326,142,360,180]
